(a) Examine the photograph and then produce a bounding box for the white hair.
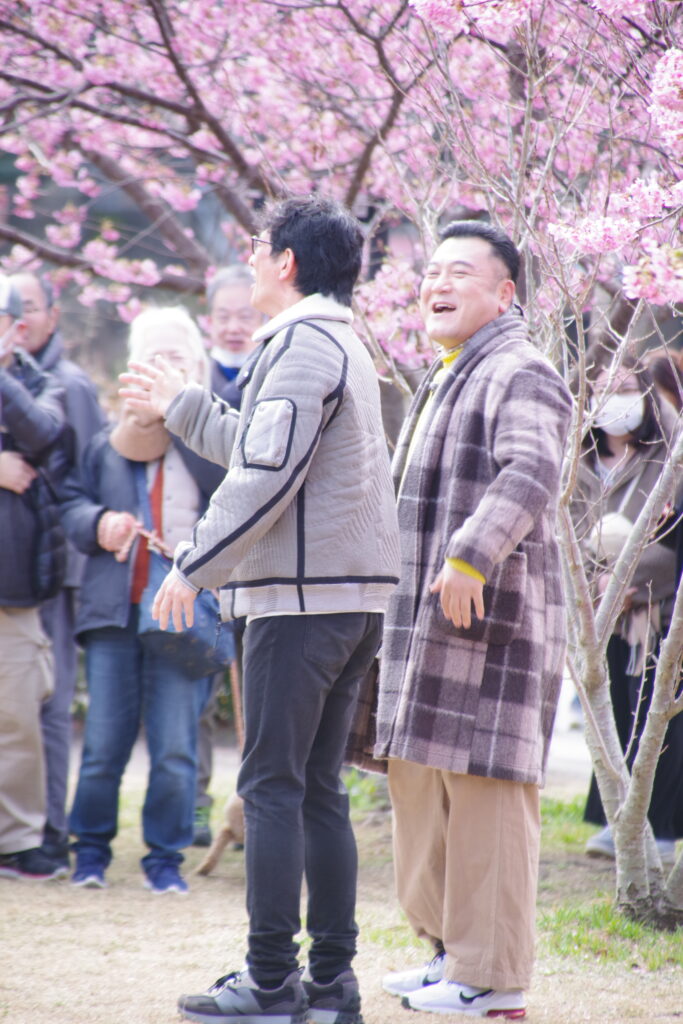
[127,306,209,386]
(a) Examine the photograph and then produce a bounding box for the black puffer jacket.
[0,349,70,606]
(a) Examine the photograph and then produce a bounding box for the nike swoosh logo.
[459,989,494,1005]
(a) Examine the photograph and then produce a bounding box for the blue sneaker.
[143,861,189,895]
[72,851,107,889]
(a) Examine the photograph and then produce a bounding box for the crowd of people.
[0,195,681,1023]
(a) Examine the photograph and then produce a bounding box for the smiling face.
[419,236,515,349]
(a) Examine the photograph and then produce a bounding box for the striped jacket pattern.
[166,294,401,619]
[373,310,573,786]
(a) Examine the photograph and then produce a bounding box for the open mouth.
[432,302,456,314]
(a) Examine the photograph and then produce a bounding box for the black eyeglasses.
[250,236,273,255]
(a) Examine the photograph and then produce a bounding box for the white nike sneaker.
[382,951,445,996]
[403,979,526,1018]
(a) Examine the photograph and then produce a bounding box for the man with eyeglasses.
[120,195,400,1024]
[0,273,70,882]
[371,221,572,1019]
[10,272,105,874]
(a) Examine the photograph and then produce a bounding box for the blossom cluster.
[356,261,431,369]
[0,0,680,359]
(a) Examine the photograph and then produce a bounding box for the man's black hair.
[439,220,520,284]
[263,195,364,307]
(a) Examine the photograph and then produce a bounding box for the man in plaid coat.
[377,221,572,1019]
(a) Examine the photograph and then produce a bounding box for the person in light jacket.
[121,195,400,1024]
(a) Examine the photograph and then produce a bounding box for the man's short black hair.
[263,195,364,307]
[439,220,520,284]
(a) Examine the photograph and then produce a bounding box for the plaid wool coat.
[373,309,573,785]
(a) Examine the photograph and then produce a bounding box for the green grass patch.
[343,768,391,817]
[539,897,683,969]
[541,794,594,849]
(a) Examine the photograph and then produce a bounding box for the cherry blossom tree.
[1,0,682,923]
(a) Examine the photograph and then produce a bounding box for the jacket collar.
[34,329,63,371]
[252,293,353,346]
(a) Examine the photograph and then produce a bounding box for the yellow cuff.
[446,557,486,584]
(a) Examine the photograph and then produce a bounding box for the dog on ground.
[194,790,245,875]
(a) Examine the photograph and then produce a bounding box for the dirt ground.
[1,738,681,1024]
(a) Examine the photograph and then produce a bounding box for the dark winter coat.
[373,310,573,786]
[0,350,69,606]
[35,329,106,587]
[60,427,225,638]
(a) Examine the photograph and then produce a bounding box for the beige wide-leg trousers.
[387,759,541,991]
[0,607,54,853]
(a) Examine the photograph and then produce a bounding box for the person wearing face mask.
[192,265,262,848]
[59,307,225,894]
[207,264,263,406]
[573,345,683,868]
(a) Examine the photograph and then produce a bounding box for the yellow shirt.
[410,346,486,585]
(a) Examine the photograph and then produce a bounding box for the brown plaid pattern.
[373,311,573,786]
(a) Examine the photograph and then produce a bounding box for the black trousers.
[584,634,683,839]
[237,611,382,986]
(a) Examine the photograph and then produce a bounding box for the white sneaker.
[404,980,526,1018]
[382,950,445,996]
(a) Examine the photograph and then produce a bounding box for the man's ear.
[47,304,60,334]
[498,279,516,313]
[278,248,297,284]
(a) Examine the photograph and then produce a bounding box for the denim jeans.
[237,612,382,986]
[69,606,211,870]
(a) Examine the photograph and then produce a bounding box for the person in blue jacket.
[61,307,224,895]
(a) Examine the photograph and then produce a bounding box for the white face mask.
[210,345,251,369]
[592,393,645,436]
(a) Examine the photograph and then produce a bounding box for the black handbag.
[133,463,234,680]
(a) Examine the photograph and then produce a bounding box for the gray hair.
[206,264,254,310]
[128,306,209,386]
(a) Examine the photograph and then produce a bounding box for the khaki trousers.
[0,606,54,853]
[387,759,540,991]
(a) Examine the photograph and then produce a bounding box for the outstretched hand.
[430,563,485,629]
[152,569,198,632]
[119,355,187,419]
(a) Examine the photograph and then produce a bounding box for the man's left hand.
[430,563,484,629]
[152,569,197,631]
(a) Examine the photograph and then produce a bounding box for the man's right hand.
[118,355,187,419]
[0,451,37,494]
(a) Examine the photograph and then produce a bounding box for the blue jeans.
[69,607,211,870]
[237,612,382,986]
